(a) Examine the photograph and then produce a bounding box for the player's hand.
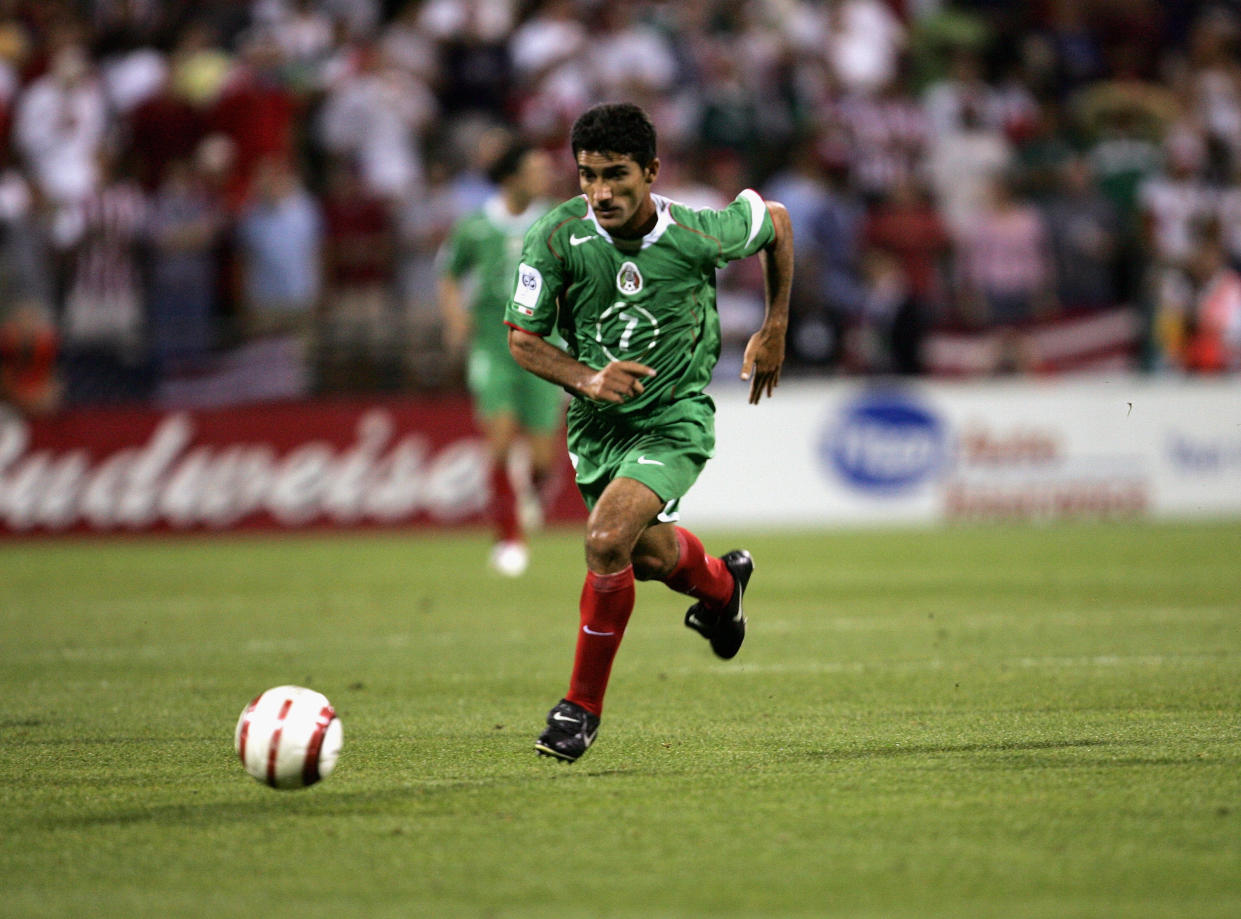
[741,326,785,404]
[583,360,655,404]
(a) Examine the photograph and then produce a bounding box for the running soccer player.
[504,103,792,762]
[439,140,565,576]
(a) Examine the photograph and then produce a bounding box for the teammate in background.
[439,140,565,576]
[505,102,793,762]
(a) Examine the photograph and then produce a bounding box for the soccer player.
[504,102,792,762]
[439,139,565,576]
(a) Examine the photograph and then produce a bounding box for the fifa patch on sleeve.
[514,262,543,315]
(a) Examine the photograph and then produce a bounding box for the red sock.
[566,566,635,716]
[662,527,734,609]
[489,461,521,543]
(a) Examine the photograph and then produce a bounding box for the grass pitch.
[2,522,1239,919]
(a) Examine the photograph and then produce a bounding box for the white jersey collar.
[585,194,675,250]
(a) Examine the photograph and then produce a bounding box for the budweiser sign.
[0,397,579,535]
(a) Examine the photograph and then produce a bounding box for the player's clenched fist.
[583,361,656,403]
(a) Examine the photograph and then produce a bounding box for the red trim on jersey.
[266,697,295,787]
[669,212,723,262]
[302,704,336,786]
[545,203,588,261]
[504,320,544,336]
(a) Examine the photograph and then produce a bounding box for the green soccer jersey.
[505,190,774,419]
[441,195,549,357]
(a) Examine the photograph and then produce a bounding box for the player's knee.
[584,526,631,573]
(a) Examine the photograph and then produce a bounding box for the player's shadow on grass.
[35,770,638,831]
[810,738,1115,762]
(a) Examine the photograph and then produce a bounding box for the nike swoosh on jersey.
[636,456,665,466]
[570,234,597,246]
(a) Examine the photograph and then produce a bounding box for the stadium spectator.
[863,174,953,326]
[13,39,108,248]
[1185,5,1241,179]
[824,0,907,98]
[1041,156,1121,312]
[235,155,322,395]
[0,166,58,415]
[956,172,1055,334]
[787,147,866,369]
[206,29,300,212]
[319,159,398,391]
[59,149,151,405]
[922,47,999,140]
[146,157,224,373]
[1158,221,1241,374]
[1139,129,1216,273]
[316,40,436,203]
[926,95,1013,237]
[0,301,59,415]
[833,65,931,203]
[393,157,463,389]
[127,66,208,193]
[859,248,922,375]
[1183,226,1241,373]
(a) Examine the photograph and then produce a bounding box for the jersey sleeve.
[702,189,775,267]
[504,221,563,337]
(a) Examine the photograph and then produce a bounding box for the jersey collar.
[585,194,675,250]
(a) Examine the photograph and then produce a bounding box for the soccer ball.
[234,685,343,789]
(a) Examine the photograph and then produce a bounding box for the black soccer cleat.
[534,698,600,763]
[684,549,753,660]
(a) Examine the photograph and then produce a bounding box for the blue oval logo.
[823,391,945,492]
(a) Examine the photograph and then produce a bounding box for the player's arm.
[437,274,472,357]
[742,199,793,404]
[507,327,654,404]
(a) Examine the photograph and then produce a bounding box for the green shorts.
[566,394,716,519]
[468,346,565,433]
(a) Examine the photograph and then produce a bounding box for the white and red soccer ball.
[235,686,342,789]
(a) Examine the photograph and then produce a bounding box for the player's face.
[577,150,659,237]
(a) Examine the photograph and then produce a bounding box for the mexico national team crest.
[616,261,643,296]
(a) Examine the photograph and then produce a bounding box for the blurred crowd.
[1,0,1240,415]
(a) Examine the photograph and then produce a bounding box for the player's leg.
[511,367,566,534]
[535,476,662,762]
[633,522,753,661]
[571,476,662,710]
[526,428,564,520]
[469,348,530,574]
[476,410,528,575]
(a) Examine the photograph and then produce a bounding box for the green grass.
[2,522,1240,919]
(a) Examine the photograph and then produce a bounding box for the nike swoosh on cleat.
[636,456,664,465]
[552,712,580,723]
[570,234,596,246]
[582,625,615,636]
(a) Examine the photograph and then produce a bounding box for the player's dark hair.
[487,139,533,185]
[570,102,657,168]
